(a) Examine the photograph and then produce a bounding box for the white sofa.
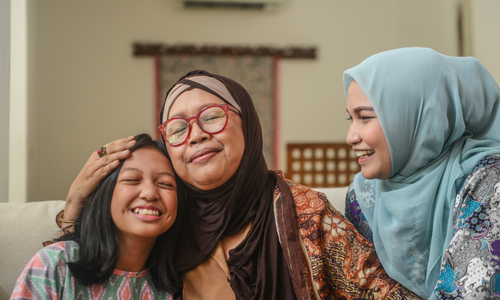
[0,187,347,300]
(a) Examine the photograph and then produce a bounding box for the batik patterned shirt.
[345,155,500,300]
[273,171,421,300]
[11,241,172,300]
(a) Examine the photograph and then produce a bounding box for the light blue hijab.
[343,47,500,298]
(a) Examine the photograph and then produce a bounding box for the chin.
[361,169,377,180]
[193,178,225,190]
[189,169,230,190]
[361,169,391,180]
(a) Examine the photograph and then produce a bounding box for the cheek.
[229,126,245,160]
[170,158,184,172]
[375,129,389,155]
[109,198,119,223]
[166,146,184,161]
[374,127,392,178]
[167,147,187,172]
[110,188,129,219]
[161,196,178,230]
[366,124,386,148]
[168,202,178,221]
[226,137,245,171]
[162,192,178,212]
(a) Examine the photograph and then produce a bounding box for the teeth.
[355,150,374,158]
[133,208,160,216]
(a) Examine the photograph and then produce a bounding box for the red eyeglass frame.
[158,104,240,147]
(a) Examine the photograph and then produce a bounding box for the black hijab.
[160,70,298,300]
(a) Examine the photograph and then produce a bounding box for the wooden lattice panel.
[286,143,361,187]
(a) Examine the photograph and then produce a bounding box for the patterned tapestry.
[155,55,278,169]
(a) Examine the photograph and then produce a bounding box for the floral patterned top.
[273,171,420,299]
[345,155,500,300]
[11,241,172,300]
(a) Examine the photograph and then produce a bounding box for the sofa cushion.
[0,200,65,299]
[315,186,347,213]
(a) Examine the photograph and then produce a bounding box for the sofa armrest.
[0,200,65,299]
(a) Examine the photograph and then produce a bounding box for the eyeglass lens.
[165,106,227,145]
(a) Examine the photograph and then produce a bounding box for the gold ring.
[97,146,107,158]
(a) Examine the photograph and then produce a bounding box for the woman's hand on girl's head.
[63,136,136,226]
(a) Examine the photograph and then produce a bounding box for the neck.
[116,235,156,272]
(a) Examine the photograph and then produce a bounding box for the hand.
[62,136,136,227]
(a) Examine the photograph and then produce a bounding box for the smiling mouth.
[356,150,375,159]
[190,148,220,163]
[133,208,161,217]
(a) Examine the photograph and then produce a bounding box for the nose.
[139,182,159,202]
[346,124,361,146]
[188,120,210,145]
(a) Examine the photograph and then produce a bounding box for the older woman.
[63,70,419,299]
[343,48,500,299]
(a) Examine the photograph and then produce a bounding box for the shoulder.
[467,154,500,180]
[346,182,357,206]
[345,181,374,243]
[44,240,79,261]
[452,155,500,233]
[440,155,500,299]
[11,242,77,299]
[273,171,334,215]
[22,241,79,275]
[458,154,500,200]
[30,241,78,266]
[347,181,355,196]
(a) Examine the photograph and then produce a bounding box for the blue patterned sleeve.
[433,154,500,299]
[345,182,374,244]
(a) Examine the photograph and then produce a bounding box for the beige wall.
[470,0,500,83]
[27,0,463,201]
[1,0,10,203]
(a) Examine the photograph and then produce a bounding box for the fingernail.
[128,140,136,146]
[123,150,129,154]
[128,135,135,140]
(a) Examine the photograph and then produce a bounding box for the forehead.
[121,148,172,171]
[165,88,226,120]
[347,81,372,109]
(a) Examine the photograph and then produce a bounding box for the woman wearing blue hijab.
[344,47,500,299]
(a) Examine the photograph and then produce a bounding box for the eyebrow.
[158,171,176,178]
[170,102,223,119]
[121,168,175,178]
[352,106,375,114]
[121,168,142,173]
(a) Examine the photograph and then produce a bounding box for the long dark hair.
[58,133,184,294]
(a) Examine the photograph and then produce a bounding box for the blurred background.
[2,0,499,202]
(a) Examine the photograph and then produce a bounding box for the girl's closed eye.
[158,181,176,189]
[120,177,141,184]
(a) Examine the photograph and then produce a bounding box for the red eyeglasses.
[158,104,240,146]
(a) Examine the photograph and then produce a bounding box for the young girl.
[11,134,183,300]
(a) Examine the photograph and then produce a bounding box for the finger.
[68,158,122,203]
[88,149,131,175]
[96,149,131,165]
[102,136,136,156]
[90,160,121,183]
[78,160,121,196]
